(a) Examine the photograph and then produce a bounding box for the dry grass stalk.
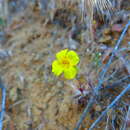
[81,0,113,41]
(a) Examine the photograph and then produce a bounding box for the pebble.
[68,38,79,50]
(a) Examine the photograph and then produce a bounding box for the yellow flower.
[52,49,80,79]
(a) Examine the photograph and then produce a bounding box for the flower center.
[61,57,70,68]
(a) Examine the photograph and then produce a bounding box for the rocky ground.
[0,1,130,130]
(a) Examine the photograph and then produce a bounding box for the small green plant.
[92,52,102,67]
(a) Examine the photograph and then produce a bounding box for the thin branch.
[89,84,130,129]
[74,20,130,130]
[97,20,130,92]
[9,99,25,109]
[103,69,118,83]
[0,79,6,130]
[105,75,130,89]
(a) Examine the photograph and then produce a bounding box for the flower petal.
[56,49,68,61]
[52,60,63,76]
[64,67,77,79]
[67,50,79,65]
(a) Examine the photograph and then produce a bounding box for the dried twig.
[74,20,130,130]
[9,99,25,109]
[97,20,130,92]
[89,84,130,129]
[0,78,6,130]
[105,75,130,89]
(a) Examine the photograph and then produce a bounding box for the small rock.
[68,38,79,50]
